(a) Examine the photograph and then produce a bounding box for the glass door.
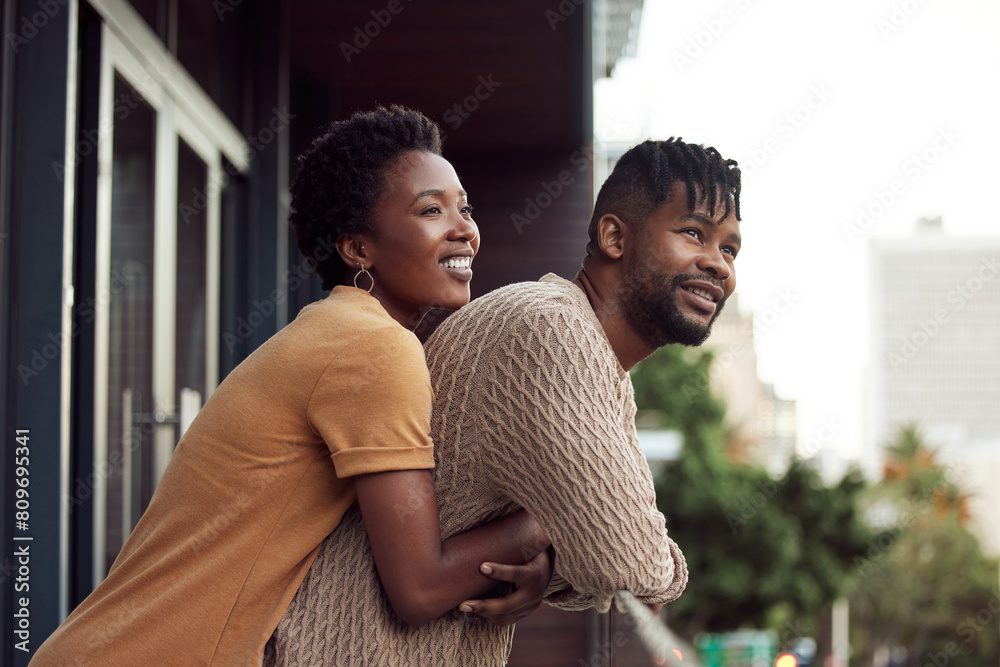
[105,73,157,562]
[92,22,238,579]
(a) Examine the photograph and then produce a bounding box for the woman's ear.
[336,233,372,269]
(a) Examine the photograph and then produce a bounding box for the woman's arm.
[355,468,551,627]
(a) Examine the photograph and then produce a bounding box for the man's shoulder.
[467,273,589,319]
[426,274,608,364]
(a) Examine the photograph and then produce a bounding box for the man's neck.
[572,269,654,372]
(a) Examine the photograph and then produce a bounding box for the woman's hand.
[457,547,555,626]
[356,470,551,627]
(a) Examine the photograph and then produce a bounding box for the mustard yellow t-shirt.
[31,287,435,666]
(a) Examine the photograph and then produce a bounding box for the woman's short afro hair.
[289,105,443,290]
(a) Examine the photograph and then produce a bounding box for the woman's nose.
[450,212,478,245]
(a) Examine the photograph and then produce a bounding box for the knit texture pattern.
[267,274,687,666]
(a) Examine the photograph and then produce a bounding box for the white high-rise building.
[867,217,1000,552]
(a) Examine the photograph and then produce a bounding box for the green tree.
[848,426,999,666]
[632,345,872,646]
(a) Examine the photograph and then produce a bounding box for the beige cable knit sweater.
[267,274,687,666]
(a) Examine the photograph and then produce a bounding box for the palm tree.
[849,425,997,665]
[881,424,970,526]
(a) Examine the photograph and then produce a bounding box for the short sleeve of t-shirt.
[307,324,434,478]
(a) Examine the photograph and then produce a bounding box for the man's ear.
[336,233,372,269]
[594,214,629,261]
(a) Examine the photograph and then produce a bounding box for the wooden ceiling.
[288,0,590,154]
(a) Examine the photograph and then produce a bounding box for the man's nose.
[696,246,731,281]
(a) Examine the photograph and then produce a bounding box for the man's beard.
[620,260,726,349]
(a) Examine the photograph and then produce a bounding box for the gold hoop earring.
[353,264,374,293]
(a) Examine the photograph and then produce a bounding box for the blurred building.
[757,383,798,477]
[1,0,652,663]
[636,428,683,478]
[867,216,1000,552]
[703,293,799,476]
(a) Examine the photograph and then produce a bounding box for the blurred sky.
[595,0,1000,474]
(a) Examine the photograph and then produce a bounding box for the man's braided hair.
[586,138,741,255]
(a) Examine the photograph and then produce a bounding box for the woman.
[31,106,550,666]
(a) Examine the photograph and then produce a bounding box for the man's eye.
[683,229,700,239]
[723,247,737,257]
[462,204,474,214]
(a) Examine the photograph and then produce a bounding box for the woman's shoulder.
[267,289,425,376]
[299,287,416,341]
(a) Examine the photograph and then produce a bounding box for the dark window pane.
[175,139,208,434]
[128,0,165,40]
[176,0,222,107]
[106,73,156,572]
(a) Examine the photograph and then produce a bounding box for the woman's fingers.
[459,549,554,625]
[479,548,551,584]
[476,561,522,583]
[459,595,537,626]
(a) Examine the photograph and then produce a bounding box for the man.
[269,137,742,665]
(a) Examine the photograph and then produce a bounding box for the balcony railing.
[613,590,700,666]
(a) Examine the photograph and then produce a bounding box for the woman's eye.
[422,206,441,215]
[462,204,474,214]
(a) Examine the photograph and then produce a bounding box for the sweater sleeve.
[474,306,687,613]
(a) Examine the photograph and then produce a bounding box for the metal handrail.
[613,590,701,666]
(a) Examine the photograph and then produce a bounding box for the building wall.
[867,219,1000,552]
[868,224,1000,448]
[2,2,78,661]
[1,2,289,661]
